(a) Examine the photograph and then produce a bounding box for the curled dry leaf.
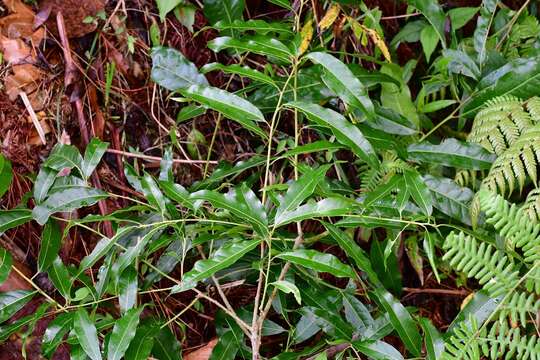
[184,339,218,360]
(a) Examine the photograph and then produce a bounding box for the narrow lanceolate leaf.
[32,187,108,225]
[42,312,74,358]
[179,85,267,139]
[74,309,102,360]
[201,63,276,87]
[275,197,356,227]
[34,167,58,204]
[49,257,72,299]
[159,181,196,211]
[0,154,13,199]
[208,36,293,63]
[38,219,62,272]
[107,307,143,360]
[44,144,84,174]
[403,170,433,217]
[191,186,268,236]
[271,280,301,304]
[118,267,138,314]
[275,164,331,220]
[306,52,374,116]
[372,288,422,356]
[0,248,12,285]
[423,175,474,225]
[367,107,417,135]
[277,249,356,278]
[0,209,33,234]
[82,138,109,178]
[287,102,379,168]
[0,291,35,323]
[151,46,209,91]
[79,227,135,271]
[407,0,446,47]
[352,340,404,360]
[323,222,380,286]
[407,138,496,170]
[213,19,292,35]
[124,321,158,360]
[152,325,182,360]
[171,239,260,293]
[209,330,238,360]
[419,318,445,360]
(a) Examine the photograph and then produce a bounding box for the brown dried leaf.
[184,339,218,360]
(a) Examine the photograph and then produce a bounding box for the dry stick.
[56,12,113,239]
[19,92,46,145]
[106,148,218,164]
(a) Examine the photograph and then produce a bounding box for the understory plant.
[2,0,540,359]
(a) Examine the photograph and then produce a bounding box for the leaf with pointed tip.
[82,138,109,178]
[125,320,158,360]
[422,175,473,225]
[0,209,32,235]
[201,62,276,87]
[73,309,102,360]
[0,154,12,199]
[32,187,108,225]
[118,267,138,314]
[280,141,345,158]
[179,85,267,139]
[42,312,74,357]
[275,197,356,227]
[44,144,84,174]
[342,292,374,331]
[107,307,143,360]
[419,318,445,360]
[171,239,260,293]
[152,324,182,360]
[0,290,35,323]
[209,330,238,360]
[151,46,209,91]
[49,257,72,299]
[403,170,433,217]
[293,308,321,344]
[191,187,267,236]
[407,0,446,47]
[38,219,62,272]
[308,306,354,340]
[277,249,356,278]
[272,280,301,304]
[213,19,292,35]
[287,102,379,168]
[352,339,404,360]
[407,138,496,170]
[159,181,197,211]
[79,227,135,271]
[275,165,331,220]
[34,167,58,204]
[208,36,293,63]
[372,288,422,356]
[305,52,374,116]
[203,0,244,30]
[0,248,12,285]
[366,107,417,135]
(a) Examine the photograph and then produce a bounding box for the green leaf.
[447,290,501,333]
[305,52,374,116]
[280,140,345,158]
[352,340,404,360]
[82,138,109,178]
[268,0,292,10]
[208,36,293,63]
[473,0,497,67]
[271,280,301,304]
[42,312,74,357]
[420,25,439,62]
[293,308,321,344]
[44,144,83,174]
[463,57,540,117]
[403,170,433,217]
[423,231,441,283]
[74,309,102,360]
[419,318,445,360]
[49,257,72,299]
[179,85,267,139]
[209,330,238,360]
[372,288,422,356]
[125,320,158,360]
[171,239,260,293]
[0,290,35,323]
[152,325,182,360]
[191,186,268,236]
[34,167,58,204]
[156,0,183,21]
[0,209,32,235]
[286,102,379,168]
[0,247,12,285]
[380,64,419,127]
[407,0,446,47]
[107,307,143,360]
[203,0,244,28]
[277,249,356,278]
[201,62,276,87]
[391,20,427,46]
[448,7,479,30]
[38,219,62,272]
[159,181,197,211]
[213,19,292,35]
[275,164,330,220]
[118,267,138,314]
[443,49,481,80]
[364,175,403,208]
[323,222,381,286]
[421,99,457,113]
[367,107,417,135]
[141,173,167,214]
[407,138,496,170]
[177,104,206,123]
[79,227,135,271]
[422,175,473,225]
[308,306,354,340]
[32,187,108,225]
[274,197,357,227]
[151,46,209,91]
[342,292,374,331]
[0,154,13,198]
[174,4,196,32]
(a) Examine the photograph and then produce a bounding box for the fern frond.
[481,124,540,195]
[482,321,540,360]
[442,232,520,297]
[525,97,540,122]
[442,316,483,360]
[455,169,479,189]
[469,95,530,155]
[359,151,411,192]
[522,189,540,223]
[497,291,540,326]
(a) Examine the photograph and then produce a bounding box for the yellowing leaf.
[347,17,391,63]
[319,4,340,30]
[297,19,313,56]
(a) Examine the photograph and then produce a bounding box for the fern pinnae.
[522,189,540,223]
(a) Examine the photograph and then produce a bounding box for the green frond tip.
[522,188,540,223]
